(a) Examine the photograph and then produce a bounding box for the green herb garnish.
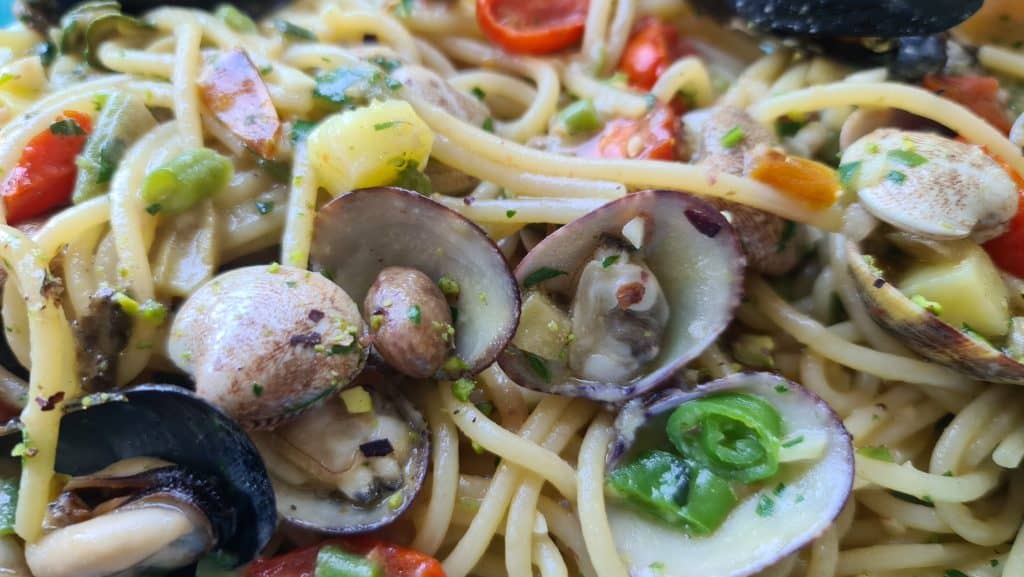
[523,267,567,288]
[720,126,745,149]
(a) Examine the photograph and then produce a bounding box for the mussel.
[690,0,983,81]
[310,187,520,380]
[604,373,853,577]
[168,264,368,429]
[840,129,1024,383]
[25,384,276,577]
[497,190,744,403]
[251,375,430,534]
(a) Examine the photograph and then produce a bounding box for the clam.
[846,239,1024,383]
[26,384,275,577]
[251,375,430,534]
[696,106,809,276]
[310,187,519,380]
[497,190,743,403]
[605,373,853,577]
[168,264,368,429]
[840,129,1018,243]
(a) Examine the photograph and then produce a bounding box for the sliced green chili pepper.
[666,393,783,483]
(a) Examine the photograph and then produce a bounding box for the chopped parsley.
[857,446,895,462]
[471,86,486,100]
[755,495,775,517]
[523,267,567,288]
[438,276,460,297]
[50,118,86,136]
[720,125,745,149]
[407,304,421,325]
[601,255,620,268]
[887,149,928,167]
[523,351,551,383]
[506,209,517,218]
[889,490,935,507]
[370,56,402,72]
[275,20,316,40]
[774,384,789,393]
[391,160,433,196]
[943,571,968,577]
[314,67,397,111]
[443,355,470,373]
[451,378,476,402]
[482,117,495,133]
[374,120,404,131]
[775,115,807,137]
[145,203,162,215]
[290,120,318,143]
[252,383,264,397]
[837,161,862,187]
[255,200,275,215]
[910,294,943,315]
[776,221,797,253]
[886,170,907,185]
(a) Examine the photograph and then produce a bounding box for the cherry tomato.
[617,17,694,92]
[982,153,1024,278]
[2,110,92,225]
[476,0,588,55]
[578,104,679,161]
[922,75,1013,135]
[245,538,446,577]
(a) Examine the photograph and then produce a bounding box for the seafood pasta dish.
[1,0,1024,575]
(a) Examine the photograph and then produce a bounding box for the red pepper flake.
[308,309,325,322]
[616,282,646,309]
[35,391,65,411]
[290,331,322,347]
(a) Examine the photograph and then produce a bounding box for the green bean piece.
[140,148,234,215]
[215,4,257,33]
[315,546,382,577]
[557,98,602,135]
[73,92,156,204]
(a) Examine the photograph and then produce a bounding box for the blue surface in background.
[0,0,13,27]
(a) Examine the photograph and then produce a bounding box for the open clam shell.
[497,190,744,403]
[310,187,520,379]
[55,384,277,566]
[846,241,1024,383]
[607,373,854,577]
[256,378,430,535]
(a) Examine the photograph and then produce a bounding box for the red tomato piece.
[983,154,1024,278]
[244,538,445,577]
[617,17,694,92]
[578,104,679,161]
[2,110,92,225]
[922,75,1013,135]
[476,0,588,55]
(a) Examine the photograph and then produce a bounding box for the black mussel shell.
[55,384,277,566]
[692,0,982,38]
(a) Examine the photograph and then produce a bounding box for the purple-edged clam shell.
[497,190,744,403]
[607,372,854,577]
[310,187,520,378]
[846,241,1024,384]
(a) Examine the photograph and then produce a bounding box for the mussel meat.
[605,373,853,577]
[498,190,744,403]
[25,384,276,577]
[310,187,520,380]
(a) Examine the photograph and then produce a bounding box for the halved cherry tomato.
[2,110,92,225]
[578,104,678,161]
[476,0,587,55]
[922,75,1013,135]
[617,17,694,92]
[982,152,1024,278]
[244,538,446,577]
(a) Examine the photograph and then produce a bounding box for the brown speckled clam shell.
[846,241,1024,383]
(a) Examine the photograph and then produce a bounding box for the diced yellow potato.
[512,291,572,360]
[899,244,1010,338]
[308,99,433,196]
